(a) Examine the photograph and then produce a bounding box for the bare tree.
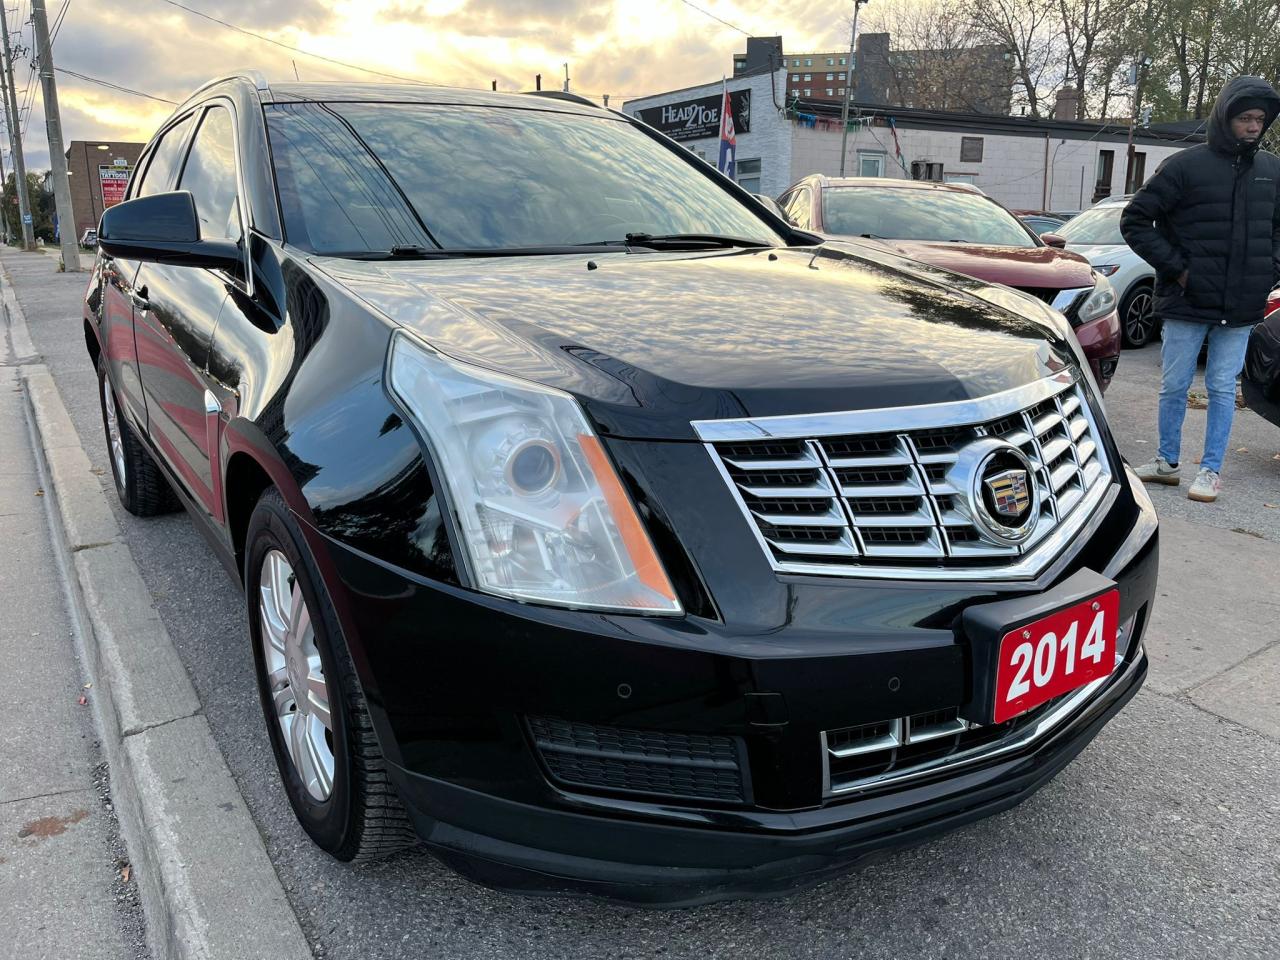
[970,0,1063,117]
[862,0,1010,113]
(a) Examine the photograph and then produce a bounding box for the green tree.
[2,171,56,245]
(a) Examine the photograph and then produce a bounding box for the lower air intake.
[528,716,746,803]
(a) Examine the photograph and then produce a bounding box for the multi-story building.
[741,34,1012,116]
[64,140,144,241]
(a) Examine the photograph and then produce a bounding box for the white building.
[623,70,1199,211]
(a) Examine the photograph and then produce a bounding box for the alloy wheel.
[259,549,334,801]
[102,379,127,490]
[1125,290,1155,346]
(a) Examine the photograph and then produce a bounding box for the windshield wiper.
[605,232,772,250]
[335,244,625,261]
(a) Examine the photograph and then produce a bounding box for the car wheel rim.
[102,380,127,490]
[259,549,334,801]
[1126,292,1153,343]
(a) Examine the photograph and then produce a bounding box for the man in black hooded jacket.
[1121,75,1280,502]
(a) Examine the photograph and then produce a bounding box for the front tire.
[1120,282,1158,348]
[96,356,179,516]
[245,488,417,861]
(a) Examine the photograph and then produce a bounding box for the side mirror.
[98,191,242,270]
[1041,232,1068,249]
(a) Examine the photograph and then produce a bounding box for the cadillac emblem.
[985,469,1032,519]
[947,439,1040,545]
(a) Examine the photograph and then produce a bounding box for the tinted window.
[822,188,1036,247]
[783,188,811,227]
[1056,206,1126,245]
[265,102,781,255]
[178,107,241,241]
[136,115,194,198]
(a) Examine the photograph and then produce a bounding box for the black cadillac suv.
[84,73,1158,906]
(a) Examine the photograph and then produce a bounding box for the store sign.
[635,90,751,142]
[99,165,131,207]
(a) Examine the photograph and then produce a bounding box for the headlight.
[1094,264,1120,277]
[1075,274,1118,325]
[387,332,682,615]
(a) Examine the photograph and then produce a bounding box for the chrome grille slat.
[722,454,819,471]
[702,374,1112,578]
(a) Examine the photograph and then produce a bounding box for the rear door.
[100,112,196,428]
[132,103,244,521]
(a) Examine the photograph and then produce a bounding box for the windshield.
[821,187,1037,247]
[265,102,782,255]
[1057,205,1126,245]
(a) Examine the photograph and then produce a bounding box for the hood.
[314,245,1076,441]
[860,239,1095,292]
[1066,242,1137,264]
[1207,75,1280,156]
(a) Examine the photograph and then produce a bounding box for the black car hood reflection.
[314,244,1075,440]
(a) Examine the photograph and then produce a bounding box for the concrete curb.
[3,272,313,960]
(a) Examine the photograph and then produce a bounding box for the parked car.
[1010,210,1067,235]
[1055,196,1160,349]
[1020,214,1067,235]
[85,75,1156,906]
[1243,287,1280,428]
[777,176,1122,390]
[80,228,97,248]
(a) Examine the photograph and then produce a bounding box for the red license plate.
[992,590,1120,723]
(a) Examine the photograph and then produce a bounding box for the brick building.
[65,140,143,240]
[736,34,1012,116]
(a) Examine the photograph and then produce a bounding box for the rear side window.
[178,106,242,241]
[135,114,194,198]
[784,188,811,227]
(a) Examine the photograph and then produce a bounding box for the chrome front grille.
[697,373,1114,579]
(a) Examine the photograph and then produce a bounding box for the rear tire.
[96,356,179,516]
[245,487,417,861]
[1120,282,1158,348]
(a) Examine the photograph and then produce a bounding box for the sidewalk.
[0,327,146,955]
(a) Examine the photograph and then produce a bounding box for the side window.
[135,115,194,198]
[178,106,242,242]
[784,188,812,228]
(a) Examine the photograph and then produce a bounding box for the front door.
[133,103,245,522]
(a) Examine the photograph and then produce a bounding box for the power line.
[155,0,448,87]
[55,66,176,104]
[50,0,69,43]
[678,0,752,37]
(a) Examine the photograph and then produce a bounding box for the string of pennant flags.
[783,100,911,174]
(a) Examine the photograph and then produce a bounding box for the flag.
[717,79,736,179]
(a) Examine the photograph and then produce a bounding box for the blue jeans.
[1157,319,1252,473]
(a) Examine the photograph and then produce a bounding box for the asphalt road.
[11,249,1280,960]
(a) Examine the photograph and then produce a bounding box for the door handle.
[130,287,150,312]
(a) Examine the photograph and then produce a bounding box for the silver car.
[1057,197,1158,348]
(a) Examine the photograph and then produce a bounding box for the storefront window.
[736,158,762,194]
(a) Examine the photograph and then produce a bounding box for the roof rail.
[243,70,272,100]
[524,90,600,109]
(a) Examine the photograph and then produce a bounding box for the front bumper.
[309,465,1157,904]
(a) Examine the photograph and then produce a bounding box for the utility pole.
[838,0,870,178]
[0,2,33,249]
[562,63,570,93]
[31,0,78,270]
[1124,54,1152,194]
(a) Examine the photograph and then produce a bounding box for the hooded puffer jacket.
[1120,75,1280,327]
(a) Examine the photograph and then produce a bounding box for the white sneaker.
[1134,457,1181,486]
[1187,468,1221,502]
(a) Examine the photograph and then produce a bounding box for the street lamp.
[838,0,870,178]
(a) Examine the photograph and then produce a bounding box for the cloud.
[7,0,844,171]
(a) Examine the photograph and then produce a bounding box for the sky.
[7,0,853,171]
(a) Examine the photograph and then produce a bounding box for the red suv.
[777,176,1122,390]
